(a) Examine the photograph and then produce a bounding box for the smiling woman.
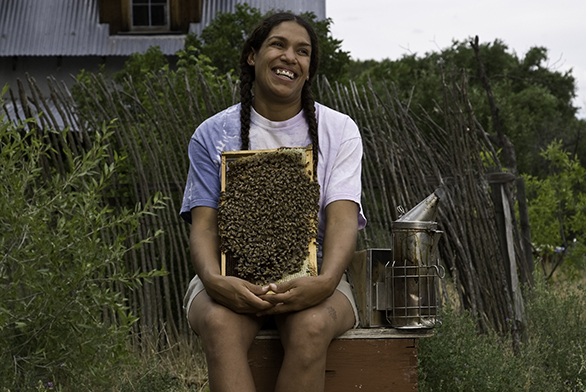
[180,11,366,392]
[246,21,312,120]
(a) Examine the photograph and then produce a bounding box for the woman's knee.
[279,297,354,357]
[194,303,243,338]
[280,309,332,355]
[190,296,263,350]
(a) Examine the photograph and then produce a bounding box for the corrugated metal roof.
[189,0,326,36]
[0,0,326,57]
[2,98,71,128]
[0,0,185,56]
[247,0,325,18]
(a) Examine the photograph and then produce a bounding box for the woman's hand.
[203,274,275,314]
[256,275,337,315]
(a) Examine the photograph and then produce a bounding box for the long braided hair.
[239,13,320,179]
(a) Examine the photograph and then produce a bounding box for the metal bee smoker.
[388,188,445,329]
[348,188,445,329]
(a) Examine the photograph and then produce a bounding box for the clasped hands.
[205,274,337,316]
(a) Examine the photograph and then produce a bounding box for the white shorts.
[183,272,360,329]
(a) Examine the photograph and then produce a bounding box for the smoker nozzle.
[396,186,445,223]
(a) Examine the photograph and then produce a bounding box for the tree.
[524,140,586,280]
[191,3,263,77]
[187,3,351,83]
[349,38,585,177]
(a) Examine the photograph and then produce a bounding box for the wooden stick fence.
[2,69,530,348]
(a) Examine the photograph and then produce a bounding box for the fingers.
[209,277,276,314]
[259,292,287,305]
[256,286,307,316]
[267,278,300,293]
[256,302,293,316]
[258,282,293,303]
[244,296,275,312]
[219,292,273,314]
[247,282,271,296]
[235,284,274,312]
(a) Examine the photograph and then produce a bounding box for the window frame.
[129,0,171,33]
[98,0,203,35]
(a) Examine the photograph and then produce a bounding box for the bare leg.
[273,291,355,392]
[188,291,266,392]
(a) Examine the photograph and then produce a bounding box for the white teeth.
[275,69,294,79]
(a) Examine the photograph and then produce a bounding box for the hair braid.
[239,68,253,150]
[302,83,319,180]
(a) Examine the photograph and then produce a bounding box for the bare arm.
[189,206,273,313]
[319,199,359,292]
[258,200,359,314]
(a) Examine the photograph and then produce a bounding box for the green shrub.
[0,109,166,390]
[419,274,586,391]
[524,140,586,280]
[419,304,526,391]
[522,275,586,391]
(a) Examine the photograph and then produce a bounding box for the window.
[131,0,169,31]
[99,0,202,35]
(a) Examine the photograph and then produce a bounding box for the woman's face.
[248,21,312,108]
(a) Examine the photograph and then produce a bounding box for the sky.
[326,0,586,119]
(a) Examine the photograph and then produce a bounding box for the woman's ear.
[247,50,256,66]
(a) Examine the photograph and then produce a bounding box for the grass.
[14,271,586,392]
[8,334,210,392]
[419,271,586,391]
[113,273,586,392]
[112,272,586,392]
[113,335,210,392]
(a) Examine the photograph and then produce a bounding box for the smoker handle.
[432,264,446,279]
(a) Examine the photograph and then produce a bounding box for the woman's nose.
[280,47,297,63]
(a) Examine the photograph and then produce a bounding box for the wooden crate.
[248,328,431,391]
[347,249,394,327]
[219,147,317,281]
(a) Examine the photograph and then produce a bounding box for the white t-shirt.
[180,102,367,246]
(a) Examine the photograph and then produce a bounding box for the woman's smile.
[274,68,296,80]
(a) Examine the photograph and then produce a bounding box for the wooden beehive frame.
[220,146,318,283]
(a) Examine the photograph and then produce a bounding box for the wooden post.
[486,172,514,290]
[500,185,524,324]
[486,171,524,351]
[515,177,534,285]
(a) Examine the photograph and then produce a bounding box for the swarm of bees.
[218,148,320,286]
